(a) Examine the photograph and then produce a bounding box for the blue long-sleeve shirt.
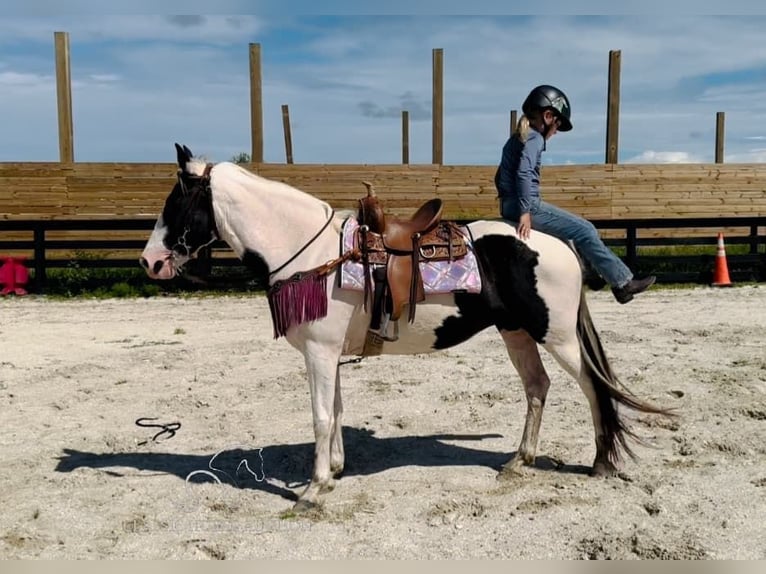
[494,129,546,215]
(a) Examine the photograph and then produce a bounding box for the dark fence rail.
[1,216,764,292]
[591,216,766,283]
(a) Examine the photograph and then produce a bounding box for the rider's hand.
[517,212,532,240]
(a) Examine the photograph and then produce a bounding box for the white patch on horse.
[141,144,673,512]
[140,216,175,279]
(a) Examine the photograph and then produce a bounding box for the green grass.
[607,243,765,282]
[19,241,764,298]
[38,263,266,299]
[609,243,763,257]
[637,243,763,256]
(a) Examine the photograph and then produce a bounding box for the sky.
[2,2,766,166]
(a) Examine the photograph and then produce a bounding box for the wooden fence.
[1,162,764,287]
[2,162,765,221]
[3,216,763,289]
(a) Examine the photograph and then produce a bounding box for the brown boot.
[611,275,656,304]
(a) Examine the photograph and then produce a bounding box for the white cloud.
[2,15,766,164]
[625,151,704,164]
[725,149,766,163]
[6,0,766,17]
[87,74,120,83]
[0,16,265,44]
[0,70,52,88]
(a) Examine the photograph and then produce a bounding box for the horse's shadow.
[55,426,590,502]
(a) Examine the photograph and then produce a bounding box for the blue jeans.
[500,196,633,288]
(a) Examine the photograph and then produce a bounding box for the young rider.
[495,84,655,304]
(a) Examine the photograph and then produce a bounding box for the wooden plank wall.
[0,163,176,219]
[1,162,765,222]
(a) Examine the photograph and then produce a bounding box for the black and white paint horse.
[140,144,669,511]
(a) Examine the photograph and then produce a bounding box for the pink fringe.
[267,271,328,339]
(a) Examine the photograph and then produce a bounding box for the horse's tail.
[576,289,675,463]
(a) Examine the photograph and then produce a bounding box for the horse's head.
[140,143,219,280]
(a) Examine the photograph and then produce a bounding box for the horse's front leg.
[294,346,342,511]
[330,367,345,477]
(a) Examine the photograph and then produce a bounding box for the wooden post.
[281,104,293,164]
[626,224,637,269]
[715,111,725,163]
[605,49,621,164]
[402,110,410,164]
[249,43,264,163]
[33,224,46,288]
[432,48,443,165]
[54,31,74,163]
[510,109,518,137]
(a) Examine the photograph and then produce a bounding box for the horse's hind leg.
[544,336,618,477]
[497,329,551,479]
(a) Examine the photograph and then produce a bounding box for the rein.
[268,208,337,280]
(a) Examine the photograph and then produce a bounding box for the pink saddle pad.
[338,217,482,295]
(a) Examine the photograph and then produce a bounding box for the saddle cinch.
[356,181,468,344]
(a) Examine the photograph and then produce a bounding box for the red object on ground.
[0,256,29,295]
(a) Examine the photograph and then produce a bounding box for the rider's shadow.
[55,426,588,502]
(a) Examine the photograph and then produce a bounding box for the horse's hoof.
[497,461,527,481]
[591,459,619,477]
[292,499,319,513]
[320,478,336,493]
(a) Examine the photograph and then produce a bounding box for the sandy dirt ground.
[0,286,765,559]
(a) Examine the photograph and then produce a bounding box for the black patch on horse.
[155,143,219,258]
[433,234,550,349]
[160,174,218,257]
[241,249,271,285]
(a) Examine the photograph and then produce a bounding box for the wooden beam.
[249,43,264,163]
[402,110,410,164]
[605,49,621,164]
[54,31,74,163]
[432,48,443,165]
[715,111,725,163]
[281,104,293,164]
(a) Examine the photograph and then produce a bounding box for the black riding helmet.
[522,85,572,132]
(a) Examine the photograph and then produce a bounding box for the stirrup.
[369,314,399,342]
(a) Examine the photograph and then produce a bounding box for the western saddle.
[356,181,468,345]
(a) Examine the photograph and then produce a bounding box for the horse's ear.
[174,142,193,172]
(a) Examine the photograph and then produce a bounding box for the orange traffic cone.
[712,232,732,287]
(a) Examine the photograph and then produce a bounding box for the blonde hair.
[514,115,531,143]
[514,109,544,143]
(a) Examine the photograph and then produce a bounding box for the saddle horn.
[362,181,376,198]
[358,182,385,234]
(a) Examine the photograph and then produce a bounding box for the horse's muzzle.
[139,251,176,280]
